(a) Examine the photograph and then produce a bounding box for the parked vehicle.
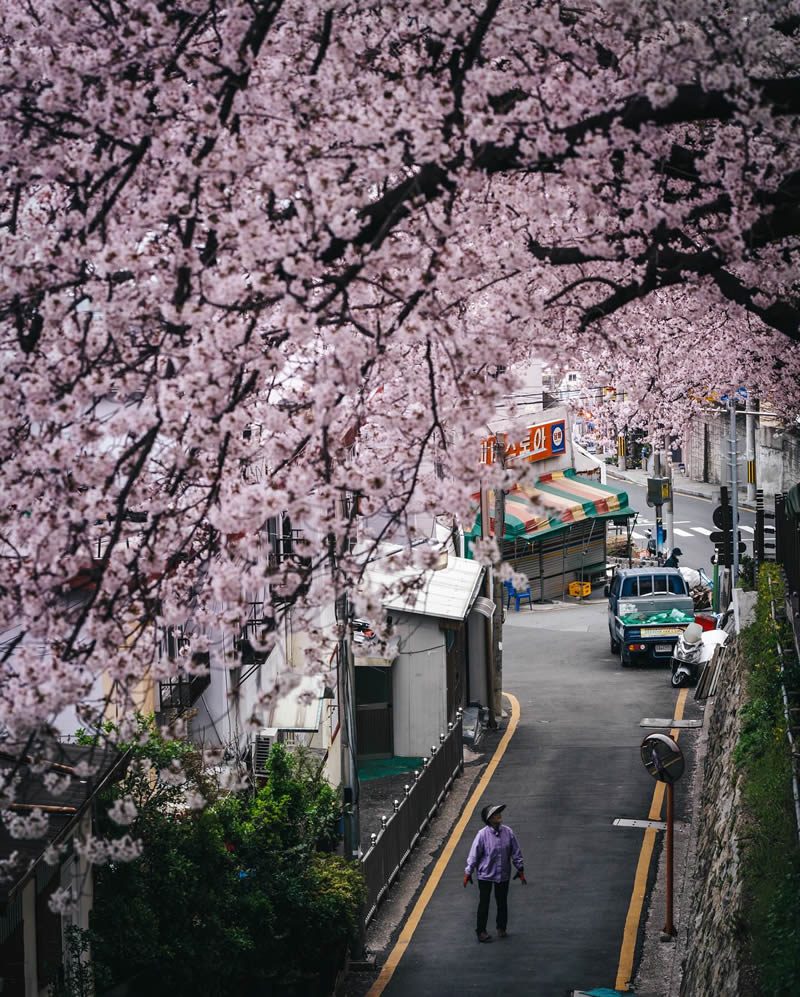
[670,624,729,687]
[606,567,695,666]
[670,622,705,686]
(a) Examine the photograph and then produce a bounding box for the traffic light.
[710,487,739,566]
[712,503,732,531]
[646,476,670,507]
[710,531,746,567]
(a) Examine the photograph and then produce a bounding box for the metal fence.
[360,712,464,926]
[775,492,800,599]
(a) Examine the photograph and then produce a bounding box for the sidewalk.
[607,465,757,513]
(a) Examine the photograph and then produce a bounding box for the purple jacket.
[465,824,524,883]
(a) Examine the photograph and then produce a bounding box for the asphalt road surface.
[612,478,763,574]
[374,599,704,996]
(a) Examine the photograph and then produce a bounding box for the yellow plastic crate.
[568,581,591,598]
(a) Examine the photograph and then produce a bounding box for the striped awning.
[531,469,635,523]
[468,469,635,543]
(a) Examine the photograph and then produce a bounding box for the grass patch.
[737,564,800,995]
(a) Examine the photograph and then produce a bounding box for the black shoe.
[476,931,492,943]
[496,928,507,938]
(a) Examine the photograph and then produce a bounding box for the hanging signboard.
[480,419,567,466]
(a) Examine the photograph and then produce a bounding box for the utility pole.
[479,483,496,728]
[338,597,360,857]
[653,451,665,561]
[492,433,505,723]
[664,449,674,556]
[745,397,757,504]
[729,397,741,585]
[337,593,365,957]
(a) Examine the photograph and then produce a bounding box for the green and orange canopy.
[468,468,636,543]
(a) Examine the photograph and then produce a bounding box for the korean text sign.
[480,419,567,465]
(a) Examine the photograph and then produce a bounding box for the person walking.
[463,803,525,942]
[664,546,682,568]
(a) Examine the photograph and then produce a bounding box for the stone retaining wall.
[680,613,755,996]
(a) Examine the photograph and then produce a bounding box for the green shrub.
[89,738,363,997]
[738,564,800,995]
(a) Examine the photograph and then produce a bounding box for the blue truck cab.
[606,567,695,666]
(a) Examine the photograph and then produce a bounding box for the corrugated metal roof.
[365,555,484,621]
[264,630,331,731]
[265,673,325,731]
[0,740,125,905]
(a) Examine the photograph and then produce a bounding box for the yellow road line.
[615,686,688,991]
[366,693,521,997]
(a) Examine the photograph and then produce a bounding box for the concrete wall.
[391,613,447,757]
[680,598,756,996]
[686,411,800,497]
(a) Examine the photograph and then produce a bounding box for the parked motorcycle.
[670,621,705,687]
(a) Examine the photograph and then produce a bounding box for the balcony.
[158,669,211,711]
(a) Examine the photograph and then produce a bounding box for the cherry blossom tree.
[2,0,799,747]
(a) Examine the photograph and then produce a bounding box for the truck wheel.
[620,647,631,668]
[610,633,620,654]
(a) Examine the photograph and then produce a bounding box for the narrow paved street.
[372,598,704,996]
[615,476,760,572]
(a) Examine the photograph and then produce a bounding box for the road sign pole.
[665,456,675,556]
[641,733,684,941]
[712,560,719,613]
[664,781,676,937]
[729,397,740,585]
[655,504,664,563]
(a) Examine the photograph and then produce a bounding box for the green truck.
[605,567,695,666]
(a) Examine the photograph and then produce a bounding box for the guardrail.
[360,712,464,927]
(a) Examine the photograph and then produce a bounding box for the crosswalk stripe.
[631,531,646,540]
[739,524,754,533]
[673,528,693,537]
[692,526,712,536]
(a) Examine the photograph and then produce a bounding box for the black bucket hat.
[481,804,506,824]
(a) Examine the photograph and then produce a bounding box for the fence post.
[755,488,764,573]
[360,714,464,929]
[776,493,786,567]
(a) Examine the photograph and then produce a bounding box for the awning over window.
[467,468,636,544]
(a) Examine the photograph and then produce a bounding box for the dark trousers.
[476,879,509,934]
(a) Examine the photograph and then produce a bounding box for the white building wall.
[391,613,447,757]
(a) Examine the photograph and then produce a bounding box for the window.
[638,575,653,596]
[669,575,688,595]
[654,575,668,593]
[621,577,638,597]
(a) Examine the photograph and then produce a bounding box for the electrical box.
[646,476,671,507]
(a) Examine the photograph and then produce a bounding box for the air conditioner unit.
[252,728,279,776]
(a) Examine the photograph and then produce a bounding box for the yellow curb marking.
[366,693,521,997]
[615,686,688,992]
